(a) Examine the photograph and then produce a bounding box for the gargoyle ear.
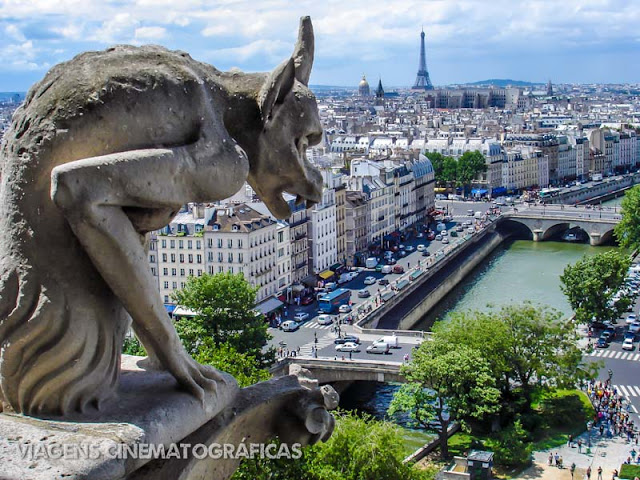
[259,57,295,123]
[293,16,314,85]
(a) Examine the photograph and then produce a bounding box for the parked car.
[364,276,376,285]
[338,304,352,314]
[421,250,431,257]
[627,314,637,325]
[442,237,450,244]
[316,314,334,325]
[624,331,636,341]
[366,343,390,354]
[405,246,415,252]
[435,234,442,241]
[280,320,300,332]
[416,232,424,238]
[381,265,392,274]
[300,296,314,305]
[378,278,389,286]
[334,335,361,345]
[335,342,360,352]
[456,225,464,232]
[427,232,436,241]
[375,264,384,272]
[386,257,397,265]
[325,282,337,291]
[417,244,426,252]
[358,289,371,298]
[630,322,640,334]
[399,244,406,250]
[392,265,405,274]
[602,326,616,341]
[398,250,408,258]
[623,338,635,351]
[596,337,609,348]
[467,227,475,234]
[293,312,309,322]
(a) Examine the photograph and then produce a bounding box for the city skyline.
[0,0,638,92]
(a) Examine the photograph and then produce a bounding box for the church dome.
[358,75,370,96]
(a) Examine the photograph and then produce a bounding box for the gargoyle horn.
[293,16,314,86]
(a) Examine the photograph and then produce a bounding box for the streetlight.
[587,421,592,447]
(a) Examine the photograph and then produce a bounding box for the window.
[208,266,214,274]
[218,252,223,262]
[189,269,194,276]
[278,231,284,243]
[198,269,202,276]
[151,267,156,276]
[172,282,177,289]
[218,266,224,273]
[217,239,223,248]
[170,254,176,262]
[188,254,193,263]
[208,252,213,262]
[228,239,233,248]
[161,239,167,248]
[162,253,167,262]
[196,241,201,249]
[170,240,175,248]
[150,242,155,251]
[238,253,243,263]
[208,239,213,248]
[187,240,192,249]
[229,267,234,273]
[180,282,185,289]
[180,268,185,276]
[163,281,169,289]
[164,295,169,303]
[179,254,184,262]
[179,240,184,249]
[228,253,233,263]
[150,254,156,263]
[171,268,177,276]
[197,254,202,264]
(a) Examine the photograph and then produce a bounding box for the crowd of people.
[587,379,637,445]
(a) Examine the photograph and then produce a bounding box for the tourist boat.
[562,230,585,242]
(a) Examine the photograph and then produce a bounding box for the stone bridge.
[502,208,620,246]
[271,357,405,384]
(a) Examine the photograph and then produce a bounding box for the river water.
[340,195,625,451]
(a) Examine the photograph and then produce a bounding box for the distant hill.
[463,79,541,87]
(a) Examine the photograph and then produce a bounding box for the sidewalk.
[516,429,637,479]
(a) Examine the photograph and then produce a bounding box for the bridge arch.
[496,219,534,240]
[599,228,617,246]
[541,222,571,241]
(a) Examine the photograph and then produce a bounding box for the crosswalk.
[298,335,335,356]
[301,321,334,330]
[587,350,640,361]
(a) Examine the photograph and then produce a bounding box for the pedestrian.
[568,434,573,446]
[548,453,553,466]
[314,331,317,343]
[586,465,591,479]
[349,351,352,360]
[578,438,582,452]
[597,465,602,480]
[570,463,576,479]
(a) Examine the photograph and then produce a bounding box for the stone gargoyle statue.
[0,16,324,421]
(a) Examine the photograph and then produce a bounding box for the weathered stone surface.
[0,16,323,417]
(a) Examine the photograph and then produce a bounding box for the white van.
[366,343,390,354]
[474,211,482,219]
[381,265,392,274]
[365,257,379,269]
[375,335,399,348]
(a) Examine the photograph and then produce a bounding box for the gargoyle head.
[247,16,323,219]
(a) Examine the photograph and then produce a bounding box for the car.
[442,237,449,244]
[435,234,442,241]
[375,264,384,272]
[335,342,361,352]
[398,250,407,258]
[386,257,397,265]
[300,296,314,305]
[624,331,635,341]
[627,314,637,325]
[337,275,350,285]
[364,276,376,285]
[348,271,360,280]
[467,209,474,216]
[358,289,371,298]
[280,320,300,332]
[441,230,448,236]
[392,265,405,274]
[630,322,640,334]
[399,244,406,250]
[427,232,436,241]
[381,265,392,274]
[334,335,361,345]
[450,230,458,237]
[378,278,389,286]
[293,312,309,322]
[623,338,635,351]
[602,327,616,341]
[596,337,609,348]
[325,282,337,291]
[421,250,431,257]
[317,314,334,325]
[338,304,352,314]
[366,343,390,354]
[405,246,415,252]
[417,244,426,252]
[456,225,464,232]
[416,232,424,238]
[467,227,475,234]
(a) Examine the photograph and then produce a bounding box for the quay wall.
[550,172,640,205]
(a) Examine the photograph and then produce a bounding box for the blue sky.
[0,0,638,92]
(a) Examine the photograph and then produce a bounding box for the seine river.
[341,195,624,453]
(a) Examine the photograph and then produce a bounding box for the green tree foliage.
[389,341,500,459]
[485,420,532,468]
[442,157,458,187]
[615,186,640,251]
[233,411,431,480]
[456,151,487,189]
[434,304,594,407]
[122,335,146,356]
[192,340,271,387]
[424,152,446,184]
[172,273,274,365]
[560,250,631,325]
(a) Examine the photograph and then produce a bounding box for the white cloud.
[134,26,167,42]
[5,24,26,42]
[207,39,290,63]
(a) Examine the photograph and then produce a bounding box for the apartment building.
[309,187,337,274]
[345,191,371,266]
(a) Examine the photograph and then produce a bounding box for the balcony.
[289,217,309,228]
[294,232,307,240]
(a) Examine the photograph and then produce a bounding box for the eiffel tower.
[413,29,433,90]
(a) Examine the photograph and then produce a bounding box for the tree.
[434,304,594,408]
[172,273,274,365]
[233,411,430,480]
[193,340,271,387]
[442,156,458,188]
[389,341,500,459]
[425,151,446,184]
[456,151,487,192]
[425,151,457,188]
[615,185,640,251]
[560,250,631,325]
